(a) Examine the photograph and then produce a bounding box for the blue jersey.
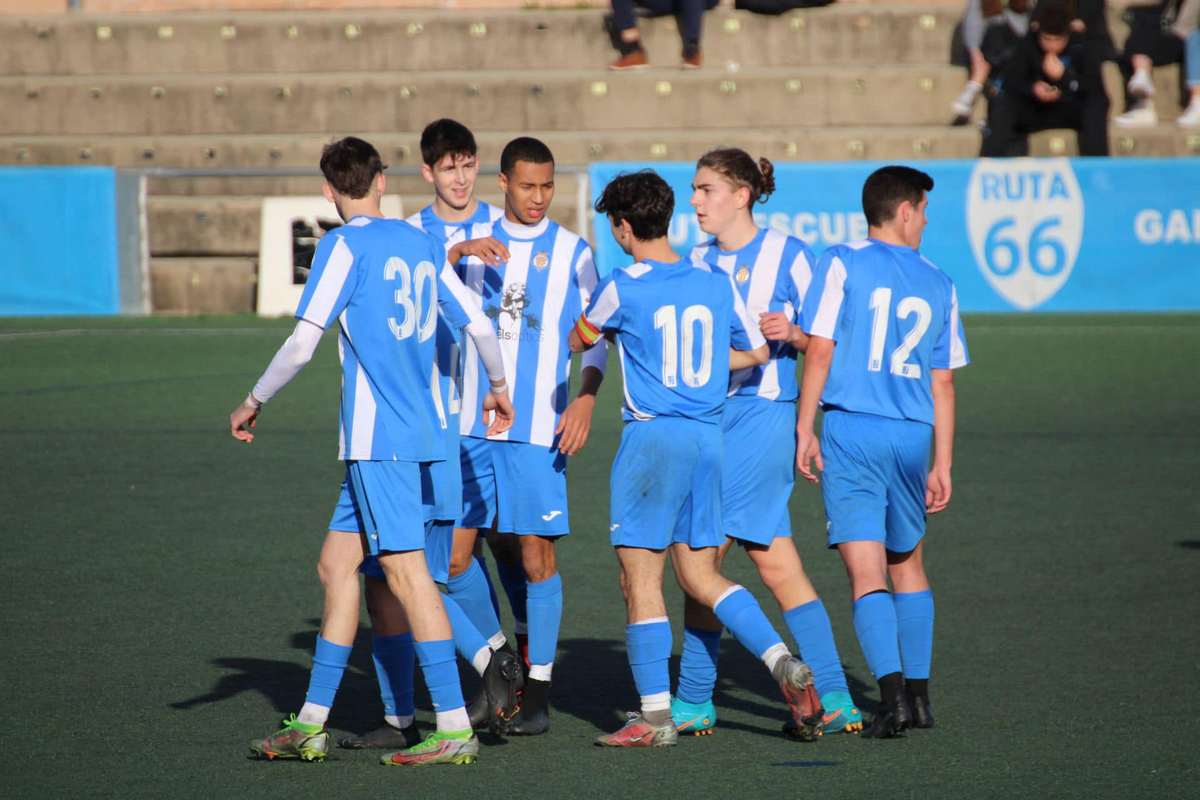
[295,215,482,462]
[692,228,815,403]
[800,238,969,426]
[580,258,764,423]
[406,201,504,250]
[456,216,602,446]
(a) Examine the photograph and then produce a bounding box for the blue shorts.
[610,416,724,551]
[361,520,455,584]
[458,436,569,536]
[428,428,464,523]
[327,460,433,556]
[721,397,795,545]
[820,410,931,554]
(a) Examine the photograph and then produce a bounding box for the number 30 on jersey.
[385,257,437,342]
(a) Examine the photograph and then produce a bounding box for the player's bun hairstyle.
[861,165,934,227]
[500,136,555,176]
[696,148,776,206]
[420,118,478,167]
[594,170,675,241]
[319,136,386,199]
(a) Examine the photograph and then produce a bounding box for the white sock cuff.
[488,632,508,650]
[641,691,671,713]
[471,646,492,677]
[385,713,414,730]
[529,662,554,682]
[298,702,330,726]
[713,585,743,610]
[761,642,790,674]
[435,707,471,733]
[630,616,669,626]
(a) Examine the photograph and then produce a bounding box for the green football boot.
[380,729,479,767]
[249,714,330,762]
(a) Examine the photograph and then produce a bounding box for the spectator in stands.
[731,0,835,16]
[980,2,1110,156]
[1178,1,1200,125]
[1114,1,1191,127]
[605,0,719,69]
[951,1,1035,126]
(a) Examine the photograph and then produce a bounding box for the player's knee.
[316,554,359,588]
[447,550,474,577]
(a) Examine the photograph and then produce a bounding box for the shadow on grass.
[1175,540,1200,550]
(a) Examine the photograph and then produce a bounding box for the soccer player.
[571,170,823,748]
[448,136,608,735]
[338,119,524,750]
[230,136,515,766]
[674,148,862,738]
[796,165,969,738]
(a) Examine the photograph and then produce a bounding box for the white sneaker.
[951,81,982,118]
[1176,101,1200,128]
[1127,70,1155,100]
[1114,104,1158,128]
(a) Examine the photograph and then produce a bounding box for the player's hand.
[229,400,259,443]
[795,427,823,484]
[455,237,510,266]
[555,394,596,456]
[759,311,793,343]
[483,389,515,436]
[1042,52,1065,81]
[926,465,952,514]
[1033,80,1060,103]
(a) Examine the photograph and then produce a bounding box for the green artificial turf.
[1,313,1197,799]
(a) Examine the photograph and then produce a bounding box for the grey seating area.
[2,6,1194,312]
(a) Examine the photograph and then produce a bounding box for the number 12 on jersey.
[653,304,714,388]
[867,287,931,380]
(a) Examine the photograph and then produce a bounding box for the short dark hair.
[319,136,386,199]
[500,136,554,176]
[594,170,675,241]
[419,118,477,167]
[1034,0,1075,36]
[862,165,934,227]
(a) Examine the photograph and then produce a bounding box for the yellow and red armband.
[573,314,602,347]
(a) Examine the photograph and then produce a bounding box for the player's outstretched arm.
[729,344,770,370]
[447,236,510,267]
[927,368,956,514]
[227,319,324,443]
[796,335,834,483]
[556,365,603,456]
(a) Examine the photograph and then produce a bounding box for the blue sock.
[783,599,849,697]
[413,639,465,714]
[442,594,490,667]
[853,592,903,679]
[495,558,528,629]
[477,553,503,620]
[304,636,352,708]
[371,632,415,718]
[626,619,672,703]
[446,558,504,643]
[713,586,784,661]
[526,573,563,672]
[893,590,935,680]
[676,626,721,704]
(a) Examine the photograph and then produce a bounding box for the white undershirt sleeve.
[463,317,507,390]
[250,319,324,404]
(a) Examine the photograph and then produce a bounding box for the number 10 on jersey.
[654,304,714,388]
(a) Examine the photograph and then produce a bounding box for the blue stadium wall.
[590,158,1200,312]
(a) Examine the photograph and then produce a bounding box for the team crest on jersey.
[735,266,751,284]
[533,251,550,270]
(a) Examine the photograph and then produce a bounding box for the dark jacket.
[1001,29,1105,103]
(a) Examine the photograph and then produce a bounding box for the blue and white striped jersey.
[579,258,765,424]
[692,228,815,403]
[295,215,483,462]
[456,216,605,446]
[406,200,504,250]
[800,238,969,426]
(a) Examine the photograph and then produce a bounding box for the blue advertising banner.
[0,166,121,316]
[588,158,1200,312]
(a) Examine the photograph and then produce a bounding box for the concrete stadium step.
[1,8,963,76]
[0,65,995,136]
[150,257,257,313]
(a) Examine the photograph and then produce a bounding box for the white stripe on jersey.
[616,339,652,421]
[625,261,653,279]
[789,249,814,312]
[490,240,533,441]
[336,330,347,458]
[456,229,490,437]
[585,279,621,329]
[948,285,968,369]
[301,235,354,328]
[728,276,766,351]
[809,256,848,339]
[430,359,448,430]
[350,362,377,460]
[528,232,577,445]
[745,232,786,400]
